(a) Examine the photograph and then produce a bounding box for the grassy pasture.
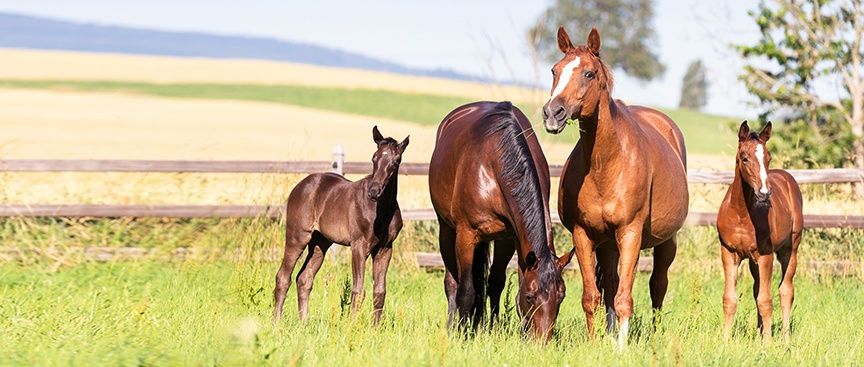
[1,219,863,366]
[0,80,736,156]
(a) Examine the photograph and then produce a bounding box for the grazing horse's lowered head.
[736,121,773,207]
[368,126,409,201]
[518,248,574,340]
[542,26,613,134]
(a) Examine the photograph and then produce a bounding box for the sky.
[0,0,765,115]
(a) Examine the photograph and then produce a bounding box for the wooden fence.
[1,157,863,228]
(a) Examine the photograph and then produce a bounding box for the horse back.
[626,105,687,169]
[430,101,549,238]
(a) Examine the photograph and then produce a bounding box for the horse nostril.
[542,108,549,119]
[554,107,566,119]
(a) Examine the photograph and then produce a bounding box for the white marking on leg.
[755,144,769,194]
[549,57,581,100]
[618,317,629,352]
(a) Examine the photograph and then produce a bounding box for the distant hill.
[0,12,484,81]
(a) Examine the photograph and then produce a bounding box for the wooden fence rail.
[1,205,862,229]
[1,159,862,184]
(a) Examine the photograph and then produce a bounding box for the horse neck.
[578,92,623,170]
[380,174,398,205]
[730,165,768,219]
[505,196,553,261]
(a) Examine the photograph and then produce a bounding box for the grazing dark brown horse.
[542,27,689,349]
[717,121,803,342]
[273,126,408,324]
[429,101,574,342]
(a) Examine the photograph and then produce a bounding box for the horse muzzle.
[542,101,572,134]
[754,191,772,207]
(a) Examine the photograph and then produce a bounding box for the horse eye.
[584,71,595,79]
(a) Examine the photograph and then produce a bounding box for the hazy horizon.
[0,0,763,116]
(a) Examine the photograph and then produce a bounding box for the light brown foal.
[717,121,803,342]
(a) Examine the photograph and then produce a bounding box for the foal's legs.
[274,229,312,324]
[371,242,393,325]
[720,244,741,339]
[488,237,516,325]
[350,241,372,313]
[776,241,798,341]
[596,244,619,335]
[650,238,677,325]
[571,225,601,339]
[438,222,458,327]
[749,254,774,342]
[296,237,331,320]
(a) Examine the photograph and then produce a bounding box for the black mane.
[482,101,557,284]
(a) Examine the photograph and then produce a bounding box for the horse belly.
[647,177,688,244]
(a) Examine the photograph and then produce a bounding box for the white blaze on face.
[549,57,581,101]
[755,144,769,194]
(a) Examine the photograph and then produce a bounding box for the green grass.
[0,79,736,155]
[2,259,862,365]
[1,219,863,365]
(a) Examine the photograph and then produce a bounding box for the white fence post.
[331,145,344,176]
[330,144,345,262]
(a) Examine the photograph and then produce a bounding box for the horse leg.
[749,255,774,342]
[438,221,459,328]
[470,241,490,329]
[274,229,311,324]
[572,225,601,339]
[613,222,644,351]
[596,244,619,335]
[720,244,741,340]
[350,241,372,314]
[296,236,331,320]
[454,229,480,331]
[488,237,516,326]
[649,237,677,325]
[776,241,798,341]
[371,242,393,325]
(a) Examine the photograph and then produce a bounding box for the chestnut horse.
[429,101,574,341]
[542,27,689,349]
[717,121,803,342]
[273,126,409,325]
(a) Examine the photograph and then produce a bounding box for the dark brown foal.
[274,126,409,325]
[717,121,803,342]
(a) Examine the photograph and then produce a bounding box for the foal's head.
[518,249,574,341]
[368,126,409,201]
[736,121,773,205]
[542,27,613,134]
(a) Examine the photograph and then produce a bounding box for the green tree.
[679,60,709,110]
[528,0,666,81]
[735,0,864,195]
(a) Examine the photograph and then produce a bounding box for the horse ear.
[372,125,384,144]
[525,251,538,269]
[737,120,750,142]
[557,26,574,53]
[759,121,772,142]
[587,28,601,56]
[557,248,575,272]
[398,135,410,153]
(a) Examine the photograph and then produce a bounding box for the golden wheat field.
[0,48,858,216]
